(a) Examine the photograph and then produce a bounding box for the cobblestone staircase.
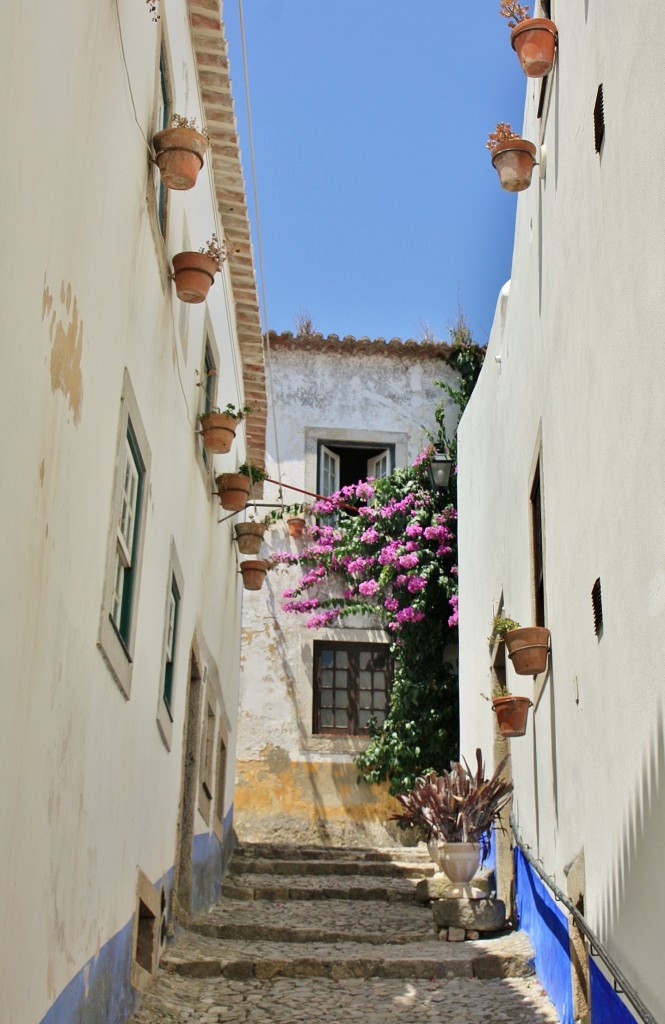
[129,842,559,1023]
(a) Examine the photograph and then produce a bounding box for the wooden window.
[200,342,217,469]
[154,50,171,234]
[111,431,143,642]
[531,461,546,627]
[199,700,216,822]
[214,733,227,825]
[162,576,180,716]
[313,642,392,736]
[317,441,395,496]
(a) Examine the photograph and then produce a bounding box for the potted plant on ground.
[199,403,250,455]
[153,114,208,190]
[173,235,227,304]
[216,462,267,512]
[499,1,558,78]
[239,559,271,591]
[391,750,513,884]
[490,613,551,675]
[487,123,537,192]
[234,517,268,554]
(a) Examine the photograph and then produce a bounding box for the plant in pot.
[153,114,208,190]
[490,612,551,676]
[216,462,267,513]
[487,123,537,193]
[499,2,558,79]
[488,680,533,738]
[173,234,227,304]
[391,750,513,884]
[239,558,272,591]
[234,515,269,555]
[199,403,251,456]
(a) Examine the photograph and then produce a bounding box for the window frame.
[98,372,151,698]
[156,542,185,749]
[312,641,392,737]
[198,696,216,824]
[153,46,171,237]
[316,440,395,497]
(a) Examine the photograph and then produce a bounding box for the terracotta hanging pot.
[511,18,558,78]
[239,559,271,591]
[492,695,533,737]
[286,517,306,538]
[153,126,207,190]
[172,252,218,303]
[491,138,537,192]
[234,522,267,555]
[200,412,240,455]
[435,842,482,884]
[216,473,250,512]
[504,627,551,675]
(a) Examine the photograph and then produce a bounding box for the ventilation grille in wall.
[594,85,605,153]
[591,577,603,636]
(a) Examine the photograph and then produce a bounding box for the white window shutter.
[368,448,391,480]
[320,445,340,496]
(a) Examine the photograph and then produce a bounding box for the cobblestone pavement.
[128,844,559,1024]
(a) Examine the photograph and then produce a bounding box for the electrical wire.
[114,0,155,157]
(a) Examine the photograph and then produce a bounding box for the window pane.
[334,711,347,728]
[359,692,372,710]
[334,691,348,710]
[359,671,371,689]
[359,650,373,671]
[336,650,348,668]
[320,691,333,708]
[358,709,371,728]
[321,650,333,669]
[373,691,386,710]
[321,710,334,728]
[374,709,386,727]
[321,671,333,688]
[373,672,385,690]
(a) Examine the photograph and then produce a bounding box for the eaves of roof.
[266,332,454,362]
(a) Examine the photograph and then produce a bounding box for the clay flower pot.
[216,473,250,512]
[239,559,271,591]
[173,252,218,303]
[435,842,482,884]
[491,138,537,192]
[200,412,240,455]
[504,627,551,675]
[234,522,267,555]
[511,18,558,78]
[153,126,207,189]
[492,695,533,737]
[286,517,306,538]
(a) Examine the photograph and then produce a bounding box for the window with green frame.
[162,575,180,718]
[111,424,145,649]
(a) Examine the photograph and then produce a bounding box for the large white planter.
[432,842,482,884]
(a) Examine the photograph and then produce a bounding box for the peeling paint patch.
[43,277,84,424]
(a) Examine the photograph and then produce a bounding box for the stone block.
[431,897,506,933]
[415,868,494,904]
[438,928,448,942]
[466,930,480,940]
[222,959,255,980]
[448,927,466,942]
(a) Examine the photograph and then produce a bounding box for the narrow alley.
[128,844,559,1024]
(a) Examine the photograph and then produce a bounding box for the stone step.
[190,897,436,945]
[235,842,430,864]
[222,873,420,903]
[228,856,434,879]
[161,930,537,982]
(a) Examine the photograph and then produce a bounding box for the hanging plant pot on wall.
[153,126,207,190]
[286,517,307,538]
[216,473,250,512]
[172,252,218,304]
[234,522,267,555]
[492,695,533,737]
[511,19,558,78]
[200,412,240,455]
[239,559,271,591]
[491,138,537,192]
[504,627,551,675]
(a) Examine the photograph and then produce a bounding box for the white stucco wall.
[457,5,665,1019]
[236,340,459,845]
[0,2,258,1021]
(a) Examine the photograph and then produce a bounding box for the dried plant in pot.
[391,750,513,883]
[153,114,208,190]
[173,235,227,304]
[217,462,267,513]
[239,559,271,591]
[499,2,558,79]
[487,123,537,192]
[199,403,250,455]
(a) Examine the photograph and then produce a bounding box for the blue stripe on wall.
[515,846,574,1024]
[191,804,235,915]
[589,958,639,1024]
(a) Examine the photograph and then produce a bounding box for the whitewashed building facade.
[457,4,665,1023]
[0,2,265,1022]
[235,333,459,846]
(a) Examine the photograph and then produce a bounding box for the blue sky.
[224,2,528,346]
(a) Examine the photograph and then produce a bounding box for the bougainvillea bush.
[274,323,484,794]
